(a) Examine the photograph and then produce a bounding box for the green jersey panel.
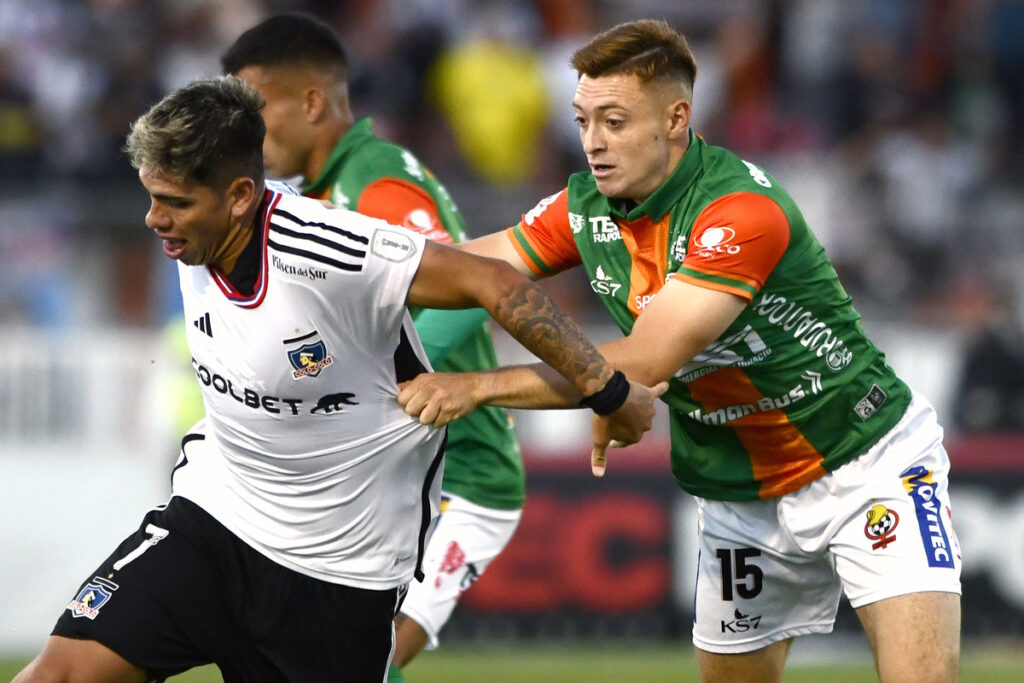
[303,118,524,509]
[564,131,911,501]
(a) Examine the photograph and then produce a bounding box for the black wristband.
[580,370,630,416]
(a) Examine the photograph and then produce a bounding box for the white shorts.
[692,392,962,654]
[400,492,521,649]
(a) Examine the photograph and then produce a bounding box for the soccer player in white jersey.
[14,76,665,683]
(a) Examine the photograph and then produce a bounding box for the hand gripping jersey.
[510,131,912,501]
[174,188,446,589]
[303,118,524,510]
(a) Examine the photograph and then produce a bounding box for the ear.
[303,87,327,123]
[667,98,691,140]
[227,176,258,219]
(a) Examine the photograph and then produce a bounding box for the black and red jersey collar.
[208,188,282,308]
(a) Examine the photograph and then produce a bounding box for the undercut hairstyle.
[125,75,265,190]
[220,12,348,80]
[571,19,697,95]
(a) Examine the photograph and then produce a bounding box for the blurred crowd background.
[1,0,1023,435]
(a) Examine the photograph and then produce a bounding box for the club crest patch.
[864,503,899,550]
[67,577,118,620]
[283,330,333,379]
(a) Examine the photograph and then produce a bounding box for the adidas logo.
[193,312,213,337]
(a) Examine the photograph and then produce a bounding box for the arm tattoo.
[493,282,612,396]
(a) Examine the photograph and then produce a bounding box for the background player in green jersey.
[221,14,524,682]
[402,19,962,683]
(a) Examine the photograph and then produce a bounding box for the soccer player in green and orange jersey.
[401,19,962,683]
[222,15,524,682]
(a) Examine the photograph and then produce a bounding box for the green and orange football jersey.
[509,130,911,501]
[304,118,524,510]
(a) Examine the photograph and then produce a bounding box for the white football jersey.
[173,188,445,590]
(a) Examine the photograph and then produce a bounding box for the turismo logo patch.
[67,577,118,620]
[901,466,955,568]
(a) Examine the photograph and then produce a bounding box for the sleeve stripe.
[270,223,367,259]
[510,225,560,276]
[273,208,370,245]
[680,261,761,289]
[673,270,756,301]
[268,238,363,272]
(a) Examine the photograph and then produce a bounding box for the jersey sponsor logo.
[569,212,586,234]
[721,608,762,634]
[670,233,687,262]
[693,227,740,256]
[686,382,812,425]
[679,326,771,382]
[854,384,887,420]
[901,467,956,568]
[371,228,417,262]
[742,160,772,188]
[753,293,853,371]
[271,255,327,282]
[192,358,304,415]
[864,503,900,550]
[310,392,359,414]
[589,264,622,297]
[524,192,560,225]
[67,576,118,620]
[685,362,821,425]
[333,188,352,209]
[436,540,466,588]
[193,312,213,337]
[401,150,425,181]
[403,209,449,242]
[285,332,334,379]
[589,216,621,243]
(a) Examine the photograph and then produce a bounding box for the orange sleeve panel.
[672,192,790,302]
[506,189,581,277]
[357,178,454,244]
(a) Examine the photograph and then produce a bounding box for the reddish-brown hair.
[571,19,696,90]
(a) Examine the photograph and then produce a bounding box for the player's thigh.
[692,497,841,657]
[696,638,793,683]
[399,494,520,647]
[856,591,960,683]
[49,498,239,680]
[13,636,145,683]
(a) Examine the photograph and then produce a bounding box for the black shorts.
[52,496,404,682]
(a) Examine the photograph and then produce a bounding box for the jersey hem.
[172,494,416,591]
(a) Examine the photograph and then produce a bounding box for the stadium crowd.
[1,0,1023,432]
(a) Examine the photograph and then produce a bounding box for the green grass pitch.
[2,641,1021,681]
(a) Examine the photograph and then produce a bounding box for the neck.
[214,188,263,274]
[304,109,353,183]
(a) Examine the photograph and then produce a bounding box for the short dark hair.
[125,75,265,189]
[221,12,348,79]
[571,19,697,94]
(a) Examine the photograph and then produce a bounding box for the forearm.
[482,277,613,399]
[470,363,581,410]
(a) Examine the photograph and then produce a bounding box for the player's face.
[573,73,688,202]
[139,167,236,267]
[234,65,313,180]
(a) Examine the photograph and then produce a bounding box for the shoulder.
[697,142,790,203]
[345,135,431,188]
[267,194,380,273]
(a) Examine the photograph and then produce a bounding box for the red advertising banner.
[442,435,1024,642]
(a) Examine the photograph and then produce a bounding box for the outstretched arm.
[401,277,744,475]
[405,241,665,457]
[407,240,615,399]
